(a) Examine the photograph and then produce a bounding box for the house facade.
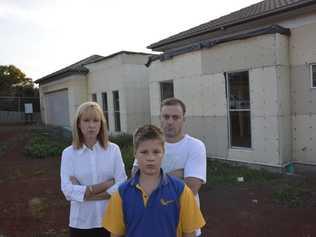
[36,51,151,134]
[147,0,316,169]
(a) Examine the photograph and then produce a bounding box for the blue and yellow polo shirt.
[102,170,205,237]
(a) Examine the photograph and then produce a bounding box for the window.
[102,92,109,129]
[311,64,316,88]
[226,71,252,148]
[92,93,97,102]
[112,91,121,132]
[160,81,174,101]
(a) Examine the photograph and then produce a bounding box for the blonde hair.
[133,124,165,152]
[72,101,108,149]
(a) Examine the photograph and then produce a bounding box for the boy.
[102,125,205,237]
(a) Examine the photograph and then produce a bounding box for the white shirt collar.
[78,141,100,154]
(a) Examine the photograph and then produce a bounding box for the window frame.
[92,93,97,102]
[310,63,316,89]
[101,92,109,129]
[225,70,252,150]
[112,90,121,132]
[160,80,174,101]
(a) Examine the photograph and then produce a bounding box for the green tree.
[0,65,38,97]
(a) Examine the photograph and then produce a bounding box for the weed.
[24,130,70,159]
[121,145,134,177]
[109,134,134,176]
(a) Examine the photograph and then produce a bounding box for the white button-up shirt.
[60,142,127,229]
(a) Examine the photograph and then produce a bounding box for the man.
[133,97,207,237]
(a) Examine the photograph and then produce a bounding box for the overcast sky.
[0,0,260,80]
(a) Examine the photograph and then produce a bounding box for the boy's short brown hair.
[133,124,165,151]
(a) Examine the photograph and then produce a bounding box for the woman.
[61,101,127,237]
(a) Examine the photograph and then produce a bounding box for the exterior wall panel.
[291,65,316,115]
[86,53,150,134]
[150,32,292,167]
[292,115,316,164]
[124,64,150,134]
[201,34,277,75]
[289,21,316,164]
[250,67,279,117]
[149,51,202,83]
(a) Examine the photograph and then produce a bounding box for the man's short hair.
[160,97,186,115]
[133,124,165,151]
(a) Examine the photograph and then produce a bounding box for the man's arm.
[184,177,203,196]
[167,169,202,195]
[184,139,207,196]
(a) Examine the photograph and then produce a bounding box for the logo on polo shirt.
[160,198,175,206]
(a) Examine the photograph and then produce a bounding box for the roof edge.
[34,70,88,85]
[89,50,156,65]
[146,24,290,67]
[148,0,314,50]
[35,54,103,84]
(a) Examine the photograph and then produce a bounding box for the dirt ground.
[0,124,316,237]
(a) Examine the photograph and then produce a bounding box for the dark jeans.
[69,227,110,237]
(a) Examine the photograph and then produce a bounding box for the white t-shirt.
[133,134,207,236]
[60,142,127,229]
[162,134,206,184]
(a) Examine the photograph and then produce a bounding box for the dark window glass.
[160,81,174,101]
[112,91,121,132]
[229,111,252,148]
[227,71,251,148]
[102,92,109,129]
[312,65,316,88]
[92,93,97,102]
[228,71,250,110]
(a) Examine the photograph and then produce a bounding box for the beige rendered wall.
[123,63,150,134]
[288,19,316,165]
[39,74,88,128]
[86,53,150,134]
[86,56,125,133]
[149,33,291,167]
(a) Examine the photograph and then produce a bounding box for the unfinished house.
[147,0,316,170]
[36,51,151,134]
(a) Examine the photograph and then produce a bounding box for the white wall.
[149,33,291,167]
[86,53,150,134]
[289,20,316,165]
[39,74,88,128]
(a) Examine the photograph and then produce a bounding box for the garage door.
[45,89,70,127]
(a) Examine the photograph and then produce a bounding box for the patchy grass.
[272,177,315,208]
[22,128,316,208]
[206,159,316,207]
[206,159,279,185]
[24,129,70,159]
